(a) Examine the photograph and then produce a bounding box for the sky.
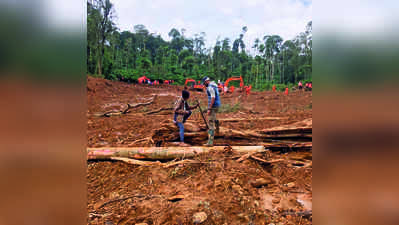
[16,0,398,44]
[111,0,312,53]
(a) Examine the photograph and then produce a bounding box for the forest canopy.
[87,0,312,89]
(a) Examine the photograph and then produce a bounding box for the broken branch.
[95,95,157,117]
[123,95,157,114]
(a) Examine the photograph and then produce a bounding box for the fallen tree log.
[151,119,312,146]
[94,96,157,117]
[87,146,266,160]
[153,126,262,146]
[259,118,312,135]
[159,120,203,132]
[90,157,207,168]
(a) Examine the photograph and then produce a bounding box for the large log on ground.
[87,146,266,160]
[152,120,265,145]
[258,118,312,135]
[151,119,312,145]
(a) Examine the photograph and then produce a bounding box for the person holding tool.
[173,89,199,146]
[201,76,221,146]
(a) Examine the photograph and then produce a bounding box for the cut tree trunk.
[87,146,266,160]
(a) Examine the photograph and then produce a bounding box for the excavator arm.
[184,78,196,86]
[224,76,244,88]
[224,76,244,93]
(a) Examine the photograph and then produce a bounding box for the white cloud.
[220,7,234,15]
[232,17,246,27]
[42,0,85,30]
[315,0,398,35]
[245,0,265,7]
[110,0,312,51]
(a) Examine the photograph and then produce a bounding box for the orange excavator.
[184,78,204,92]
[224,76,244,93]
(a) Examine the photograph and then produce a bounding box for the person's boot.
[215,120,220,134]
[204,130,214,147]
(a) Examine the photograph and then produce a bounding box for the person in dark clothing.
[173,90,199,146]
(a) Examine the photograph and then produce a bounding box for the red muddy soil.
[87,76,312,225]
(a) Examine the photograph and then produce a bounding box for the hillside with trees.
[87,0,312,90]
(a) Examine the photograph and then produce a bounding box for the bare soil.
[87,76,312,225]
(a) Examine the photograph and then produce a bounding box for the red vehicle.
[224,76,244,93]
[138,76,151,84]
[185,78,204,92]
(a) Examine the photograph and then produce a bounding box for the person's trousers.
[175,111,192,142]
[207,108,219,144]
[177,122,185,142]
[174,110,192,123]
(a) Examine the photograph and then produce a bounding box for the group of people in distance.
[216,80,252,95]
[298,81,312,91]
[139,79,174,85]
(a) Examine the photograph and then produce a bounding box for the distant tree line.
[87,0,312,90]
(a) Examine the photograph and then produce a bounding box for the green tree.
[87,2,311,89]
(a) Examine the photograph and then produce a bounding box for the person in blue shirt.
[201,76,221,146]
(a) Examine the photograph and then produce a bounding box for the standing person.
[173,90,199,146]
[201,76,221,146]
[298,81,303,90]
[245,85,252,96]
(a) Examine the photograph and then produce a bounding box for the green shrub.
[90,73,105,79]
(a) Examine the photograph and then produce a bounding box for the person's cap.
[201,76,210,84]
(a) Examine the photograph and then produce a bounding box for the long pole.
[196,99,209,129]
